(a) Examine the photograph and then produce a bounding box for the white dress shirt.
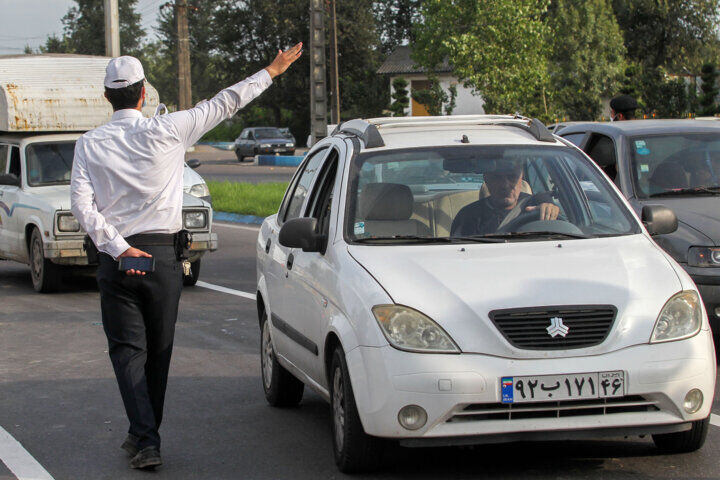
[71,69,272,259]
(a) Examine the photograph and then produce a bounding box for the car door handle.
[265,238,271,254]
[286,253,294,270]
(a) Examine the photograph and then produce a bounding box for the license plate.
[501,371,624,403]
[274,148,282,152]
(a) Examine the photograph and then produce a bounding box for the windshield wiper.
[649,186,720,197]
[354,235,505,244]
[480,231,594,240]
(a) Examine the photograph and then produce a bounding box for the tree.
[389,77,409,116]
[699,63,719,116]
[373,0,420,54]
[411,75,457,116]
[546,0,626,120]
[413,0,551,118]
[40,0,145,56]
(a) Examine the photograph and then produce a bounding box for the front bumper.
[187,231,218,262]
[346,330,716,443]
[257,147,294,155]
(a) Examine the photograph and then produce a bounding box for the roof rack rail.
[331,119,385,148]
[495,118,556,143]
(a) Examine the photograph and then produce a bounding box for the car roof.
[558,119,720,136]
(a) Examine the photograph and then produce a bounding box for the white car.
[256,115,716,472]
[0,132,217,292]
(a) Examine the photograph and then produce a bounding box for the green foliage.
[206,181,288,217]
[413,0,551,118]
[410,75,456,116]
[700,63,719,116]
[619,64,640,97]
[638,66,691,118]
[389,77,409,116]
[546,0,626,120]
[374,0,420,54]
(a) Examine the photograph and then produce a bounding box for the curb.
[256,155,304,167]
[214,211,266,225]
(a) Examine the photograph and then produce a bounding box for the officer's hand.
[525,203,560,221]
[265,42,303,78]
[119,247,152,276]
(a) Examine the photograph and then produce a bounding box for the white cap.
[104,56,145,89]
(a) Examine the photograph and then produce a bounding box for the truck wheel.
[260,312,304,406]
[29,228,62,293]
[235,150,244,162]
[330,346,381,473]
[653,417,709,453]
[183,259,201,286]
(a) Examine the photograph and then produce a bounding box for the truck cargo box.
[0,54,160,132]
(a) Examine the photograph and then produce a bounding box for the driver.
[451,160,560,236]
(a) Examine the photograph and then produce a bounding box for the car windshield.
[346,145,640,244]
[254,128,283,139]
[26,141,76,186]
[629,133,720,197]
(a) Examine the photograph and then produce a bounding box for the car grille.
[447,396,658,423]
[489,305,617,350]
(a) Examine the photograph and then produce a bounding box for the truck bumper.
[187,231,218,263]
[44,237,91,266]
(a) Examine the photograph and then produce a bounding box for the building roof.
[376,46,452,75]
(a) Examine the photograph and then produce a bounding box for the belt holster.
[175,230,192,260]
[83,235,99,264]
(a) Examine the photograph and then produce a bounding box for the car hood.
[639,197,720,245]
[27,185,72,210]
[183,164,205,190]
[348,235,682,358]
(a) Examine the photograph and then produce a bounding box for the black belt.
[125,233,177,247]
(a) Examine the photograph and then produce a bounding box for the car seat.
[358,183,431,237]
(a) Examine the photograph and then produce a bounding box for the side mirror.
[642,205,678,236]
[279,217,324,252]
[187,159,201,169]
[0,173,20,186]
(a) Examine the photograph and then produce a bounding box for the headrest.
[650,163,687,189]
[359,183,414,220]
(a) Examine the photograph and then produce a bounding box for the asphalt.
[186,147,297,184]
[2,224,720,479]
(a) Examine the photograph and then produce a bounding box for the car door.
[279,145,343,382]
[265,146,330,371]
[583,133,620,187]
[0,143,10,256]
[2,145,25,259]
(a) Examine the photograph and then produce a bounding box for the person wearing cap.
[451,160,560,236]
[610,94,638,121]
[70,43,302,469]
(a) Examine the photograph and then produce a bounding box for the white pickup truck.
[0,54,217,292]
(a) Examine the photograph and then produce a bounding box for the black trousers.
[96,244,183,450]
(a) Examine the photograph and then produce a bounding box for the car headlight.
[188,183,210,199]
[372,305,460,353]
[260,143,271,148]
[57,212,80,232]
[183,210,207,229]
[651,291,703,343]
[285,143,294,147]
[688,246,720,267]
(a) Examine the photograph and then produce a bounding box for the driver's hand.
[525,203,559,221]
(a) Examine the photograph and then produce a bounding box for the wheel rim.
[332,366,345,452]
[261,320,274,390]
[31,236,43,282]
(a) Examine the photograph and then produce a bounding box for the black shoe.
[130,446,162,470]
[121,434,139,457]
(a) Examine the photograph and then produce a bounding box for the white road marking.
[214,222,260,232]
[711,414,720,427]
[0,426,54,480]
[196,280,256,300]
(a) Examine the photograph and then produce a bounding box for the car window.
[306,151,339,252]
[254,128,283,139]
[248,131,255,140]
[240,130,248,140]
[584,134,618,184]
[9,146,20,177]
[561,133,586,147]
[281,148,328,223]
[26,141,76,186]
[0,144,8,174]
[346,145,639,243]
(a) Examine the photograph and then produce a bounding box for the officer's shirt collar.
[111,109,143,121]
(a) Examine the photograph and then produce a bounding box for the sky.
[0,0,162,55]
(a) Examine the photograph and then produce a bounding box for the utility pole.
[176,0,192,110]
[328,0,340,125]
[103,0,120,57]
[309,0,327,145]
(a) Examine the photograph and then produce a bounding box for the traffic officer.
[610,94,638,121]
[70,43,302,469]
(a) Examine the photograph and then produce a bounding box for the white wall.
[389,74,485,116]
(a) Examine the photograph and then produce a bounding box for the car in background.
[234,127,295,161]
[256,115,714,472]
[556,120,720,335]
[279,127,296,145]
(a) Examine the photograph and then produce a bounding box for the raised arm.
[169,42,303,149]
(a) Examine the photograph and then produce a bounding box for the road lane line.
[196,280,256,300]
[0,426,54,480]
[214,222,260,232]
[711,414,720,427]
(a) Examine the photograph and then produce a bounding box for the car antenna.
[461,134,470,144]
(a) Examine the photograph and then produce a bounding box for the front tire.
[183,259,201,286]
[235,149,244,162]
[29,227,62,293]
[653,417,709,453]
[330,346,381,473]
[260,312,304,407]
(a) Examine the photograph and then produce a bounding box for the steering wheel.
[495,208,542,233]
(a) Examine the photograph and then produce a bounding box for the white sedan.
[255,115,716,472]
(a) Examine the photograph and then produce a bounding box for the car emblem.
[546,317,569,338]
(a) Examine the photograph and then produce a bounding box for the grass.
[207,181,288,218]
